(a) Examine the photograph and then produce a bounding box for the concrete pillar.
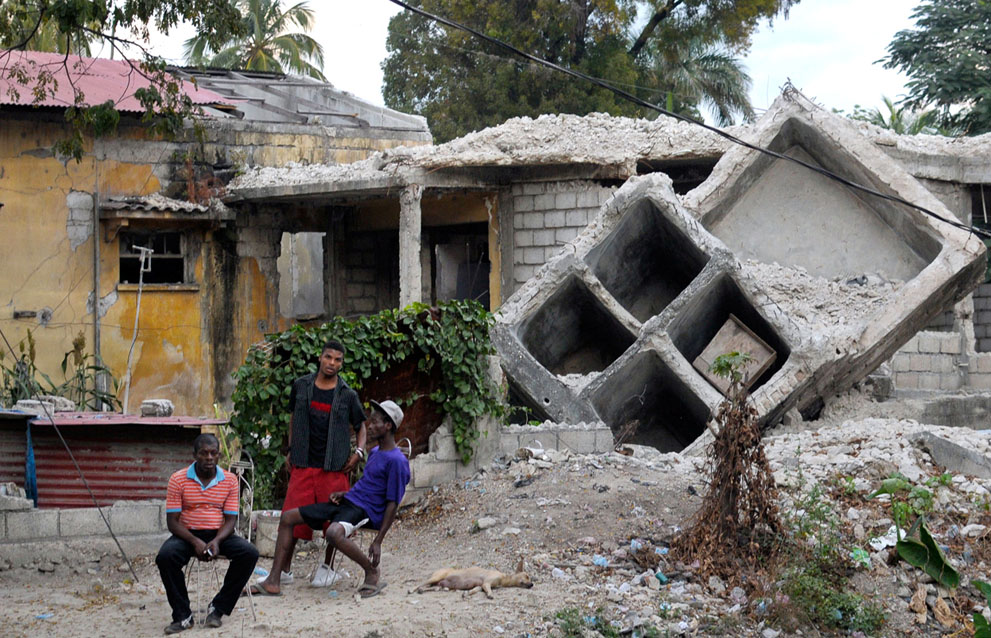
[399,184,423,307]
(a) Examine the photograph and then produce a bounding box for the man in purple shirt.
[250,399,410,598]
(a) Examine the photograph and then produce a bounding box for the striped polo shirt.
[165,464,239,530]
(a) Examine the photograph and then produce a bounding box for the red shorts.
[282,467,350,540]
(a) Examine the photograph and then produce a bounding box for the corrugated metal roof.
[30,412,227,427]
[0,50,233,112]
[103,194,209,214]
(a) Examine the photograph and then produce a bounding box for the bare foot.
[360,566,380,589]
[249,578,281,596]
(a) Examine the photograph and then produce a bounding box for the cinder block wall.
[0,501,166,543]
[973,284,991,352]
[507,181,616,292]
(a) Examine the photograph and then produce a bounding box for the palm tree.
[649,36,755,126]
[852,96,944,136]
[0,0,97,55]
[183,0,325,80]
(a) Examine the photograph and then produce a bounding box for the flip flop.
[357,582,388,598]
[244,584,282,597]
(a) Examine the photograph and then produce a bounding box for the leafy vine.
[230,300,503,507]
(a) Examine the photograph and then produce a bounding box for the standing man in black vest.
[275,339,366,587]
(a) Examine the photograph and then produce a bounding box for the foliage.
[0,0,243,160]
[673,351,783,586]
[974,579,991,638]
[382,0,796,142]
[773,472,886,635]
[230,300,503,508]
[844,95,951,136]
[0,329,120,411]
[869,472,959,589]
[183,0,325,79]
[882,0,991,135]
[553,607,660,638]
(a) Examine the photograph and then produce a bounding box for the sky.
[144,0,921,123]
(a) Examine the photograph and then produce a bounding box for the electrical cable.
[385,0,991,240]
[0,325,140,583]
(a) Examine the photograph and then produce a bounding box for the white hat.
[369,400,404,429]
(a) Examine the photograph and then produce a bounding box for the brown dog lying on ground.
[411,559,533,598]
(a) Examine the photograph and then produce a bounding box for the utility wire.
[0,325,140,583]
[386,0,991,240]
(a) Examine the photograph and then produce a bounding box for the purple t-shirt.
[343,446,410,528]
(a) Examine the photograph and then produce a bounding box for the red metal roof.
[30,412,227,427]
[0,50,233,112]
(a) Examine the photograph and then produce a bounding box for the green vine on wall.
[230,300,504,508]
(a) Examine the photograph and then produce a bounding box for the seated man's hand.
[342,453,360,473]
[192,537,210,561]
[204,539,221,561]
[368,540,381,567]
[327,491,345,504]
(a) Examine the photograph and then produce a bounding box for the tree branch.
[628,0,682,58]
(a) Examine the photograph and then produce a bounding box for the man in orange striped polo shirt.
[155,433,259,634]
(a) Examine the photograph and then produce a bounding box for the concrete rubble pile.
[493,91,986,453]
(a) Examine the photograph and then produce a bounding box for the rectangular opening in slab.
[701,118,940,281]
[586,198,709,322]
[590,351,710,452]
[669,275,790,392]
[518,276,635,375]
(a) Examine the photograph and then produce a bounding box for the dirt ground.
[2,392,990,638]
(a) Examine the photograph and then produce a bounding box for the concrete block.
[6,509,59,540]
[544,211,566,228]
[918,373,940,390]
[523,247,544,264]
[518,429,556,451]
[534,193,556,210]
[931,356,955,374]
[411,457,457,488]
[939,373,961,390]
[0,495,33,511]
[513,213,525,229]
[59,508,112,537]
[974,356,991,373]
[594,428,616,453]
[892,354,911,373]
[913,431,991,479]
[544,246,560,260]
[918,334,941,353]
[971,373,991,390]
[896,372,920,389]
[909,354,931,372]
[514,265,535,284]
[940,338,962,354]
[555,228,580,244]
[533,229,555,246]
[902,337,920,353]
[108,502,163,534]
[140,399,174,417]
[576,189,601,208]
[522,213,543,229]
[565,210,587,226]
[515,230,534,248]
[428,431,459,462]
[557,428,597,454]
[555,192,578,209]
[514,195,535,212]
[500,432,520,456]
[522,183,545,196]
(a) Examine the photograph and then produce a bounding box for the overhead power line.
[385,0,991,240]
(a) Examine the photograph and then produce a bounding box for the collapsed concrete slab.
[494,90,986,453]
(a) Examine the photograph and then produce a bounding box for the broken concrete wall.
[495,93,985,452]
[504,181,615,293]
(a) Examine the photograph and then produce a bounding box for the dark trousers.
[156,530,259,621]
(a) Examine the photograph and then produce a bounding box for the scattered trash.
[655,571,668,584]
[630,539,643,551]
[868,525,903,551]
[253,566,269,577]
[551,568,569,580]
[655,547,669,555]
[36,613,53,620]
[592,555,609,567]
[513,477,535,489]
[493,626,504,634]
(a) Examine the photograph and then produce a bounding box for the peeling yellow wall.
[0,113,426,415]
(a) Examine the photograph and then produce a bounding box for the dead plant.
[672,352,784,589]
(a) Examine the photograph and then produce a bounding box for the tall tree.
[0,0,244,160]
[183,0,325,80]
[382,0,796,141]
[883,0,991,135]
[0,1,98,54]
